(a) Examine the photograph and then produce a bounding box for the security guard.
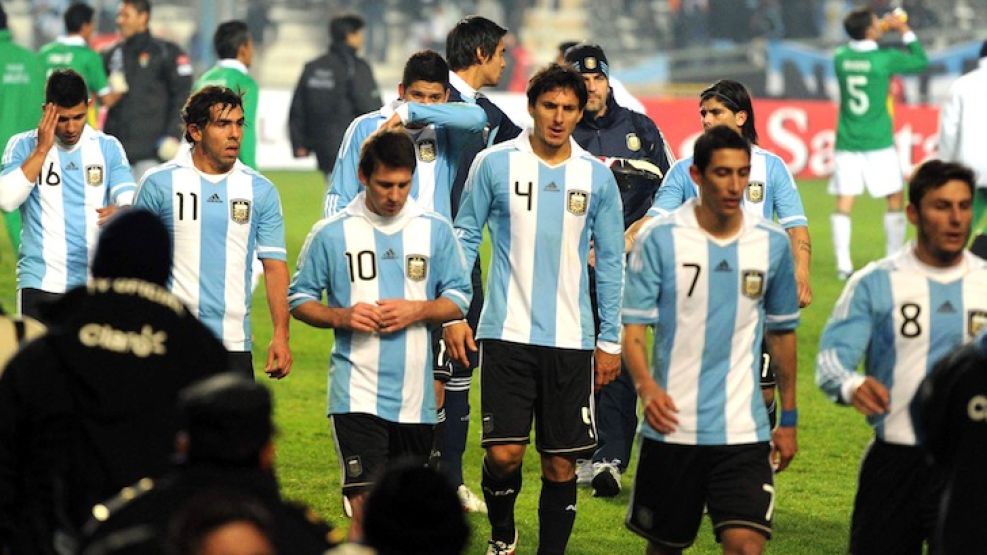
[80,374,342,555]
[564,43,674,498]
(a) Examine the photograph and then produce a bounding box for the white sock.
[885,211,906,256]
[831,213,853,274]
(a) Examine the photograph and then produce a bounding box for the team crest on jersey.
[567,190,589,216]
[746,181,765,203]
[230,199,251,224]
[741,270,765,299]
[968,310,987,337]
[406,255,428,281]
[85,164,104,186]
[417,139,436,162]
[626,133,641,152]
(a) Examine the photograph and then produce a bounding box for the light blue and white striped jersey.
[455,129,625,351]
[647,145,807,229]
[816,247,987,445]
[134,156,286,351]
[623,199,800,445]
[1,125,135,292]
[289,194,471,424]
[323,99,486,218]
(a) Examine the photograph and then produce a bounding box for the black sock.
[537,477,577,555]
[429,407,446,469]
[482,458,521,544]
[437,385,470,485]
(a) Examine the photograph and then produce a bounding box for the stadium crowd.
[1,1,986,554]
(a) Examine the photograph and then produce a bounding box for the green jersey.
[0,30,43,156]
[834,34,928,152]
[194,60,259,169]
[39,36,110,97]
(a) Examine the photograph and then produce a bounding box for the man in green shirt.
[0,4,43,253]
[38,2,121,128]
[830,6,928,279]
[193,20,258,169]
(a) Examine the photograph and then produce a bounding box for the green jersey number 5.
[847,75,869,115]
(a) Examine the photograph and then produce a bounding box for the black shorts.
[759,337,775,389]
[18,288,63,324]
[227,351,254,380]
[330,412,434,496]
[849,440,941,554]
[626,439,774,549]
[479,339,595,455]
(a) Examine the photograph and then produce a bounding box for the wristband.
[442,319,467,328]
[779,409,798,428]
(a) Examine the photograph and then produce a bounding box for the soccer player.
[438,14,522,514]
[135,86,291,380]
[288,130,471,541]
[39,2,121,127]
[830,6,927,279]
[623,125,800,555]
[446,64,624,555]
[816,159,987,554]
[322,49,486,219]
[0,69,135,321]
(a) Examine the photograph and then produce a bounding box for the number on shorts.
[762,483,775,521]
[846,75,869,115]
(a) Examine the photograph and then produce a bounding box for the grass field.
[0,172,896,554]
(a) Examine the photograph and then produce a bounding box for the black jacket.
[0,280,228,554]
[102,31,193,163]
[572,93,673,228]
[289,43,382,174]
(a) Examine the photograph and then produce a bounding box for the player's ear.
[906,202,919,227]
[735,110,748,128]
[689,164,703,187]
[187,123,203,143]
[442,88,451,102]
[475,46,487,65]
[397,83,406,100]
[357,167,368,188]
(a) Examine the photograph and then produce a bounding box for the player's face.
[691,148,751,218]
[399,81,450,105]
[361,163,413,217]
[480,39,508,87]
[116,3,148,39]
[581,72,609,114]
[191,104,244,174]
[53,102,89,146]
[699,97,746,135]
[909,179,973,266]
[528,87,583,150]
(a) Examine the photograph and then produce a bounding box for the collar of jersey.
[848,39,878,52]
[893,242,975,282]
[449,71,477,103]
[514,128,589,168]
[676,197,753,246]
[217,58,248,74]
[56,35,87,47]
[56,125,94,153]
[174,147,243,183]
[346,192,424,233]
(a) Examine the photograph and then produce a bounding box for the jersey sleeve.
[1,135,39,212]
[622,220,662,324]
[647,160,693,217]
[592,170,626,347]
[254,181,287,261]
[815,272,875,403]
[431,217,471,316]
[104,136,136,205]
[402,102,487,134]
[453,153,495,271]
[324,117,374,217]
[764,233,800,331]
[289,222,332,310]
[133,173,164,214]
[887,35,929,75]
[767,155,807,228]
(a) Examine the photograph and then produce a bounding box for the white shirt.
[939,58,987,187]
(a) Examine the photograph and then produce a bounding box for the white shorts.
[828,147,904,197]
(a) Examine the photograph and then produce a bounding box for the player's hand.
[434,379,445,409]
[381,113,404,131]
[796,269,812,308]
[637,378,678,434]
[771,425,797,472]
[96,205,121,226]
[593,348,620,390]
[443,321,477,368]
[624,217,651,251]
[293,148,310,158]
[851,377,890,416]
[345,302,382,333]
[36,103,58,154]
[265,336,292,379]
[376,299,423,333]
[587,247,596,268]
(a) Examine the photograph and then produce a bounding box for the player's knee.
[720,529,765,555]
[540,454,576,481]
[486,444,524,474]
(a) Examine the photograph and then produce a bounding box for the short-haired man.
[447,64,625,555]
[289,130,471,540]
[323,49,485,219]
[623,125,800,555]
[438,14,522,513]
[830,6,928,279]
[817,159,987,554]
[289,13,382,176]
[564,42,674,497]
[135,86,291,380]
[195,20,259,169]
[103,0,194,182]
[557,40,646,114]
[0,69,135,321]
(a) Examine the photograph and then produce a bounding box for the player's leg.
[534,345,596,555]
[707,443,773,555]
[862,146,906,256]
[829,151,864,279]
[719,528,767,555]
[591,362,637,497]
[17,288,64,324]
[480,340,537,552]
[330,413,389,542]
[226,351,255,380]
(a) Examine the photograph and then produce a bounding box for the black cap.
[980,39,987,59]
[179,373,273,466]
[92,208,172,286]
[563,43,609,77]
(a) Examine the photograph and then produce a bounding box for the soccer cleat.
[575,458,593,486]
[591,461,622,498]
[457,484,487,514]
[486,531,518,555]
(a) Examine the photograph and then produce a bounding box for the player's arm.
[885,18,929,74]
[256,185,291,379]
[592,171,626,389]
[323,118,372,217]
[769,157,812,307]
[764,239,801,470]
[428,218,474,367]
[392,102,487,134]
[0,105,57,212]
[624,160,691,249]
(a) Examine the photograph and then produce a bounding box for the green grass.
[0,173,894,554]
